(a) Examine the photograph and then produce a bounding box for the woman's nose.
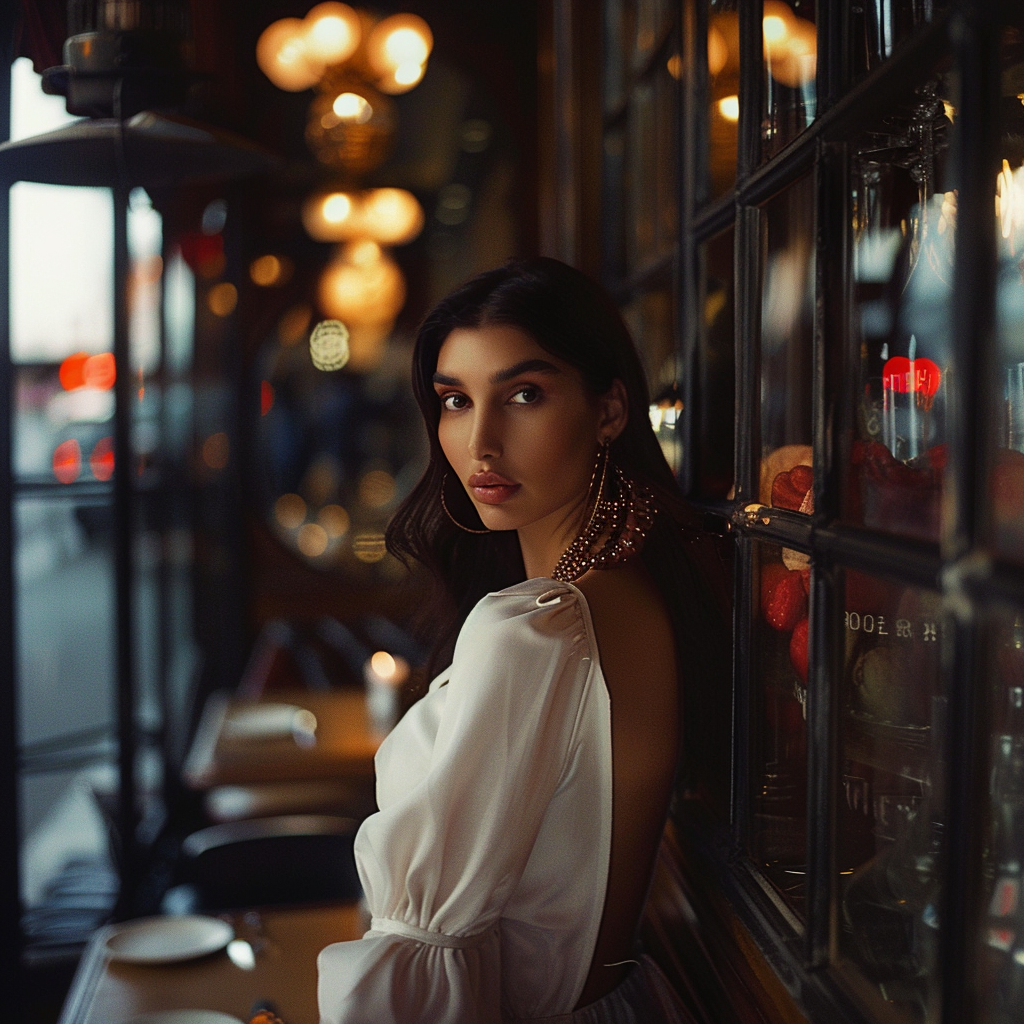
[468,408,501,461]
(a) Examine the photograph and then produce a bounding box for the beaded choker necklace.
[551,449,655,584]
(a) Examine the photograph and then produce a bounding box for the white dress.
[318,577,692,1024]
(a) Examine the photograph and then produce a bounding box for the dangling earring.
[551,439,655,583]
[440,473,489,534]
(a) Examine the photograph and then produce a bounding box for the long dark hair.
[386,258,731,784]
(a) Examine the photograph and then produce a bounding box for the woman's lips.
[468,472,520,505]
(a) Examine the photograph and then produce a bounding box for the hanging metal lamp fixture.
[0,0,277,188]
[0,0,277,919]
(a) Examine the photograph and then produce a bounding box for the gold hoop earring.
[551,439,654,583]
[440,473,489,534]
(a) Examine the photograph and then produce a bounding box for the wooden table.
[59,903,365,1024]
[183,689,381,790]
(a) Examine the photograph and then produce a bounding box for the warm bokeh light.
[376,62,426,94]
[762,4,816,88]
[208,282,238,317]
[367,14,432,94]
[89,436,115,481]
[318,503,350,538]
[317,242,405,326]
[360,188,423,244]
[303,188,422,244]
[260,380,275,416]
[370,650,397,679]
[256,17,322,91]
[279,304,312,346]
[310,318,351,371]
[353,531,387,562]
[367,15,432,72]
[303,3,361,65]
[718,95,740,121]
[53,439,81,484]
[297,522,330,557]
[275,492,307,529]
[763,14,789,45]
[250,254,290,287]
[358,469,395,508]
[708,24,729,76]
[83,352,116,390]
[332,91,373,123]
[202,432,230,470]
[302,191,356,241]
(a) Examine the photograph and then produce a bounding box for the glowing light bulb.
[324,193,352,223]
[256,18,322,91]
[333,91,373,123]
[367,14,432,92]
[718,95,740,121]
[361,188,424,245]
[304,3,361,65]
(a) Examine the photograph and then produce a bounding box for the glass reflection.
[977,610,1024,1024]
[854,1,948,77]
[751,541,810,914]
[760,175,815,511]
[762,1,817,160]
[258,319,423,575]
[991,25,1024,559]
[708,0,740,199]
[697,228,735,498]
[844,73,954,542]
[838,570,945,1022]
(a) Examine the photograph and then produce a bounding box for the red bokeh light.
[59,352,89,391]
[83,353,116,390]
[89,436,115,481]
[59,351,116,391]
[260,380,275,416]
[53,439,82,483]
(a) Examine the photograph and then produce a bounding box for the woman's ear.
[597,379,628,442]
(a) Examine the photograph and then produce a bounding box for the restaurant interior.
[4,2,1024,1024]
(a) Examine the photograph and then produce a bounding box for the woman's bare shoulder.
[574,560,673,641]
[574,561,677,699]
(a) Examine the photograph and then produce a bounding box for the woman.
[318,258,727,1023]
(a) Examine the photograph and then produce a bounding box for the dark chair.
[174,814,362,911]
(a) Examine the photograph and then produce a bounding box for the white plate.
[223,703,304,740]
[122,1012,244,1024]
[105,915,234,964]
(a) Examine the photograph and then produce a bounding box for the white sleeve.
[318,584,593,1024]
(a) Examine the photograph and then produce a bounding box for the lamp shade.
[0,113,279,188]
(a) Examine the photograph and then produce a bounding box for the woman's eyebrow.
[433,359,561,388]
[491,359,561,383]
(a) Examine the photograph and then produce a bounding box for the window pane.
[750,540,810,915]
[852,1,949,80]
[989,22,1024,561]
[708,0,740,200]
[626,79,657,271]
[16,496,116,908]
[842,70,955,542]
[762,1,818,161]
[696,227,735,498]
[975,608,1024,1024]
[759,174,815,511]
[837,570,945,1022]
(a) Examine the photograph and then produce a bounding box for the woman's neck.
[517,503,587,580]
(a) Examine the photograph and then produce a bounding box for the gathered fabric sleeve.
[318,582,596,1024]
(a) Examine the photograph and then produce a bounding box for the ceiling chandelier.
[256,3,433,371]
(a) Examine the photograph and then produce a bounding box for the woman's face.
[433,323,624,565]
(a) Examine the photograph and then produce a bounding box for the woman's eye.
[441,393,468,411]
[509,386,539,405]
